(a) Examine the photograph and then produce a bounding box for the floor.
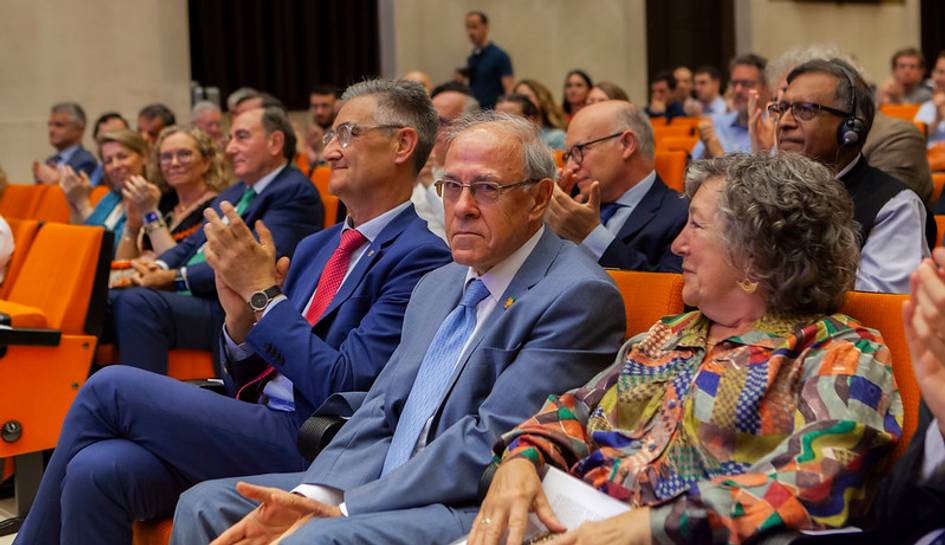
[0,496,16,544]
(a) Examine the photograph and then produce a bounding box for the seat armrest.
[0,327,61,348]
[297,415,345,462]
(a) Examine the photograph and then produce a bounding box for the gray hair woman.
[470,152,902,545]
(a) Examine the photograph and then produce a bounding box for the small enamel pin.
[503,296,516,309]
[367,250,375,257]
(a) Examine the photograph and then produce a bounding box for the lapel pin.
[367,250,375,257]
[503,296,517,309]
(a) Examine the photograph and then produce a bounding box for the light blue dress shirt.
[915,100,945,146]
[580,171,657,260]
[691,111,752,159]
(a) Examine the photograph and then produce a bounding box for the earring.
[736,278,758,294]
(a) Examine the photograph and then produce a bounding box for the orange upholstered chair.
[669,116,700,134]
[90,185,111,207]
[936,215,945,247]
[655,136,699,155]
[0,219,41,299]
[652,125,692,143]
[310,166,332,196]
[606,270,685,338]
[553,150,565,169]
[132,518,174,545]
[839,291,917,461]
[879,103,920,121]
[655,151,688,193]
[0,185,47,220]
[322,193,341,229]
[650,117,667,127]
[32,186,71,223]
[932,173,945,204]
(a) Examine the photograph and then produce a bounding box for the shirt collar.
[614,170,657,207]
[57,144,80,162]
[464,225,545,306]
[342,200,411,243]
[246,161,288,194]
[835,154,862,179]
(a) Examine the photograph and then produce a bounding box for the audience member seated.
[547,100,687,272]
[773,58,934,294]
[401,70,432,94]
[60,129,153,252]
[137,103,177,147]
[694,53,768,158]
[586,81,630,104]
[763,45,933,203]
[169,109,626,545]
[470,152,902,545]
[107,106,323,375]
[916,50,945,146]
[462,10,513,109]
[496,93,565,150]
[686,64,727,116]
[300,123,328,176]
[673,65,694,104]
[513,78,569,138]
[88,111,130,187]
[644,69,685,121]
[33,101,98,185]
[232,92,285,118]
[226,86,259,115]
[309,84,339,130]
[115,126,229,260]
[562,69,593,123]
[865,248,945,544]
[878,46,934,105]
[191,100,226,149]
[10,80,451,545]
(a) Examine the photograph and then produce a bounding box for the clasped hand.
[545,168,602,244]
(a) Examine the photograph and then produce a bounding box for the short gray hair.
[191,100,221,119]
[765,44,869,88]
[462,95,480,115]
[684,153,859,315]
[51,102,86,128]
[616,104,655,160]
[341,79,438,174]
[443,110,557,182]
[259,106,297,162]
[226,87,259,112]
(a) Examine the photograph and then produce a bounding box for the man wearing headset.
[773,58,934,294]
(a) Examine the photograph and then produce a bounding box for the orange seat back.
[880,103,920,121]
[932,173,945,204]
[650,117,667,127]
[606,270,685,338]
[655,151,687,193]
[0,219,42,299]
[310,166,332,195]
[669,116,700,131]
[653,125,692,143]
[553,150,565,169]
[839,291,917,461]
[322,193,341,228]
[913,121,928,139]
[936,215,945,247]
[90,185,111,207]
[133,518,174,545]
[656,136,699,155]
[8,223,107,334]
[167,349,216,380]
[33,186,72,223]
[0,184,48,220]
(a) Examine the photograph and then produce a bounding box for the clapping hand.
[903,247,945,437]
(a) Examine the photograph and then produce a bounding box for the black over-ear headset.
[831,59,867,147]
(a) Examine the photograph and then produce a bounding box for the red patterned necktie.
[303,229,368,325]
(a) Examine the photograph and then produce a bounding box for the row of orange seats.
[0,184,110,224]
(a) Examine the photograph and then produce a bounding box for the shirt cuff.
[579,224,616,261]
[921,418,945,482]
[154,260,169,270]
[222,325,254,361]
[291,483,345,515]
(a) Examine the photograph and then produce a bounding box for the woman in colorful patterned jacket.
[468,152,903,545]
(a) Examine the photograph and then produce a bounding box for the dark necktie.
[600,202,622,225]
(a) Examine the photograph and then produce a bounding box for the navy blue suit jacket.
[226,204,452,419]
[599,175,687,272]
[159,165,323,298]
[49,146,98,177]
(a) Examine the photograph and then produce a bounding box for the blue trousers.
[110,287,225,375]
[13,366,308,545]
[172,472,477,545]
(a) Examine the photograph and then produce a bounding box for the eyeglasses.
[322,122,405,149]
[433,178,537,204]
[158,149,195,164]
[767,101,851,122]
[562,131,624,165]
[729,79,759,90]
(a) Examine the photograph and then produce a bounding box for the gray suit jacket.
[302,228,626,515]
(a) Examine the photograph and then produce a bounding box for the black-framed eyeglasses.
[433,177,537,204]
[322,122,405,149]
[767,101,851,122]
[158,149,195,165]
[562,131,624,165]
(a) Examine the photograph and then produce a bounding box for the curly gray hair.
[684,153,859,315]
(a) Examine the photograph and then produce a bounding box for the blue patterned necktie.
[599,202,621,226]
[381,278,491,475]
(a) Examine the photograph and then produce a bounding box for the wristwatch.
[173,268,188,292]
[248,285,283,312]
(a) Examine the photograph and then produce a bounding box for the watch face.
[249,292,269,310]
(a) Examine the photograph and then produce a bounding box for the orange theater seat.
[913,121,928,139]
[652,125,692,143]
[322,193,341,228]
[310,166,332,195]
[655,151,687,193]
[133,518,173,545]
[669,116,700,133]
[32,186,71,223]
[932,173,945,204]
[655,136,699,155]
[0,184,47,220]
[880,103,920,121]
[0,219,42,299]
[840,291,917,461]
[553,150,565,169]
[650,117,667,127]
[606,270,685,339]
[936,215,945,247]
[90,185,111,207]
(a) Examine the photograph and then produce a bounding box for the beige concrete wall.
[745,0,921,84]
[390,0,649,108]
[0,0,191,183]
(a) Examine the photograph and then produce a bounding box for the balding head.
[564,100,656,202]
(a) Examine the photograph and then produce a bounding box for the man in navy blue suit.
[32,102,99,184]
[11,79,451,545]
[109,106,324,375]
[546,100,687,272]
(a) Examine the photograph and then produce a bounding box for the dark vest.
[839,157,936,252]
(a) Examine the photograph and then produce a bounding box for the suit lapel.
[291,227,342,312]
[614,177,668,242]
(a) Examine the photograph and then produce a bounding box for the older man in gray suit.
[170,111,626,545]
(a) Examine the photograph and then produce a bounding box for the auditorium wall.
[0,0,191,183]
